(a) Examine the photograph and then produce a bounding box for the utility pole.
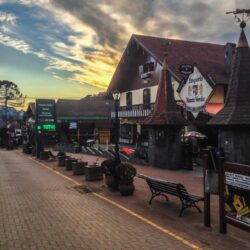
[4,86,8,129]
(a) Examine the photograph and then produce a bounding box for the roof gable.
[133,34,228,84]
[209,28,250,125]
[108,34,229,93]
[143,53,187,126]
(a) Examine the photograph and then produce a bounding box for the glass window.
[126,92,132,110]
[143,89,151,109]
[143,62,154,73]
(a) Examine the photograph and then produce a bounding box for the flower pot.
[72,161,87,175]
[65,158,77,171]
[58,156,69,167]
[118,183,135,196]
[40,151,49,160]
[85,165,103,181]
[105,175,118,190]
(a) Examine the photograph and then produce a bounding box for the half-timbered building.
[107,34,232,147]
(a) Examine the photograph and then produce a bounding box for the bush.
[116,163,136,185]
[101,159,117,175]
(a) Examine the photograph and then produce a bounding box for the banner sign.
[179,66,213,118]
[222,163,250,231]
[225,172,250,191]
[35,99,56,132]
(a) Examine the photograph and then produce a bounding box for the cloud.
[1,0,250,93]
[0,32,32,53]
[0,11,17,24]
[50,0,127,50]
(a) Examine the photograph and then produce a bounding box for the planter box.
[58,156,69,167]
[65,158,77,171]
[85,165,103,181]
[40,151,49,160]
[72,161,87,175]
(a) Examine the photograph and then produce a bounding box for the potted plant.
[65,158,77,171]
[72,161,87,175]
[85,158,103,181]
[116,163,137,196]
[101,159,119,190]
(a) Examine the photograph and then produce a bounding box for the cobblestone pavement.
[0,150,197,250]
[49,151,250,250]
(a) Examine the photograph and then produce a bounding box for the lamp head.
[112,90,120,101]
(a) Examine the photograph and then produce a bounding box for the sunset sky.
[0,0,249,108]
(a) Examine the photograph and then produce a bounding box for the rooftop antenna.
[226,9,250,29]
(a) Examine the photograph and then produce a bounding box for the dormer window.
[139,62,155,79]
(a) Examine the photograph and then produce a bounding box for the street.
[0,150,196,250]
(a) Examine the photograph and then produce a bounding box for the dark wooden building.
[209,23,250,164]
[143,52,187,168]
[56,94,114,144]
[25,93,114,145]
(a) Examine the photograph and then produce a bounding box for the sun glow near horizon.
[0,0,249,109]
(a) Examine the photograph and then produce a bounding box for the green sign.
[36,123,56,131]
[36,99,57,132]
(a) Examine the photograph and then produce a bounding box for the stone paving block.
[0,150,193,250]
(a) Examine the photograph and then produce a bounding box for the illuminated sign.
[69,122,77,129]
[179,66,214,118]
[36,99,57,132]
[36,123,56,131]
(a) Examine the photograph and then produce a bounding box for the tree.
[0,80,26,128]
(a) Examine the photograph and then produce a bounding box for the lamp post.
[112,90,121,163]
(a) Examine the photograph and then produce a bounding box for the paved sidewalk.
[47,150,250,250]
[0,150,197,250]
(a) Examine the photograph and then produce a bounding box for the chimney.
[224,43,236,75]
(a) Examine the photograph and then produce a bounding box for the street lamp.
[112,90,121,163]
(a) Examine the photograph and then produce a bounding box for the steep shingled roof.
[56,95,113,119]
[26,94,113,121]
[133,34,228,84]
[209,27,250,125]
[143,53,187,126]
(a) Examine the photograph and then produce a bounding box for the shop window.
[121,124,133,139]
[143,88,151,109]
[126,92,132,110]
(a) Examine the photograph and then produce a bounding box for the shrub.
[116,163,137,185]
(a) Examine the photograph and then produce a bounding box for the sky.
[0,0,249,109]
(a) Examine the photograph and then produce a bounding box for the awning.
[205,103,224,115]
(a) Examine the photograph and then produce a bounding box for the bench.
[138,174,204,217]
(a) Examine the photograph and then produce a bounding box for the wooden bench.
[138,174,204,217]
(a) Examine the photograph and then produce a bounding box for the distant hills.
[0,107,24,129]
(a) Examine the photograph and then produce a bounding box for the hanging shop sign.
[179,66,213,118]
[35,99,57,132]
